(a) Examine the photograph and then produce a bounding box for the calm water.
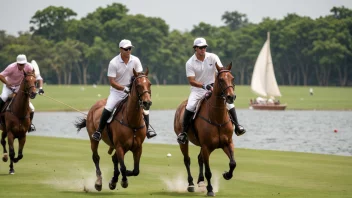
[30,110,352,156]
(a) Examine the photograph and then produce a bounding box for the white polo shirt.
[185,52,223,92]
[107,54,143,92]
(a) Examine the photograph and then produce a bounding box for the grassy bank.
[32,85,352,111]
[0,136,351,198]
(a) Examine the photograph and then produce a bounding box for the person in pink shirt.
[0,54,45,132]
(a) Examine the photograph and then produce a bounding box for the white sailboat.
[250,32,287,110]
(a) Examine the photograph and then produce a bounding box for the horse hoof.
[207,191,215,196]
[187,185,195,192]
[109,182,117,190]
[198,181,206,187]
[222,172,232,180]
[121,180,128,188]
[2,153,8,162]
[94,184,102,191]
[9,169,15,175]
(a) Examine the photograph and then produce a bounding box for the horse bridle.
[131,75,152,108]
[15,73,36,97]
[216,70,235,99]
[24,73,36,93]
[199,69,234,128]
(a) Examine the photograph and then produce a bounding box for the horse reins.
[6,73,36,119]
[114,74,151,140]
[199,69,233,128]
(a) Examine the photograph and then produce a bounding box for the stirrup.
[92,131,102,141]
[28,124,36,133]
[146,129,157,139]
[177,132,188,144]
[235,125,246,136]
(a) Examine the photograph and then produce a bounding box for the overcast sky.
[1,0,352,36]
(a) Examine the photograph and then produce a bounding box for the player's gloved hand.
[123,86,130,94]
[38,88,44,95]
[202,84,213,91]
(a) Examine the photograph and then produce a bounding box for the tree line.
[0,3,351,86]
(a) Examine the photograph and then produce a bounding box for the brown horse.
[174,62,237,196]
[0,70,37,174]
[75,68,152,191]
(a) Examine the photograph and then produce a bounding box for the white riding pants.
[105,89,149,115]
[186,90,235,112]
[1,84,35,112]
[105,90,128,112]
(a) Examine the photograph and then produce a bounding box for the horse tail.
[74,117,87,132]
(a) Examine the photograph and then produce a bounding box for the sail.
[31,60,40,77]
[251,32,281,98]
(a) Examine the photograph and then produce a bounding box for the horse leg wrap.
[229,161,236,171]
[92,154,100,163]
[9,149,15,160]
[96,169,102,177]
[206,185,213,193]
[132,169,139,176]
[13,150,23,163]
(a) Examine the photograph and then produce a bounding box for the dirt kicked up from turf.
[42,166,110,192]
[42,165,220,193]
[161,172,220,193]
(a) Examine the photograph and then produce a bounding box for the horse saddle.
[0,94,16,113]
[107,96,128,123]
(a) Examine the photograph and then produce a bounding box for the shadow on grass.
[150,191,205,197]
[59,191,206,197]
[59,191,127,196]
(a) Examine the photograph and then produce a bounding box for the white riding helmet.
[193,38,208,47]
[16,54,27,64]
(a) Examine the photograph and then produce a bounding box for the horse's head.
[23,69,37,99]
[215,62,236,104]
[131,68,152,110]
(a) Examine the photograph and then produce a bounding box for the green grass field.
[1,85,350,197]
[0,136,351,198]
[32,85,352,111]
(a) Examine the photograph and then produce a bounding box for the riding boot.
[92,108,112,141]
[177,109,194,144]
[0,98,5,113]
[228,107,246,136]
[144,114,157,139]
[28,112,36,133]
[0,99,4,127]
